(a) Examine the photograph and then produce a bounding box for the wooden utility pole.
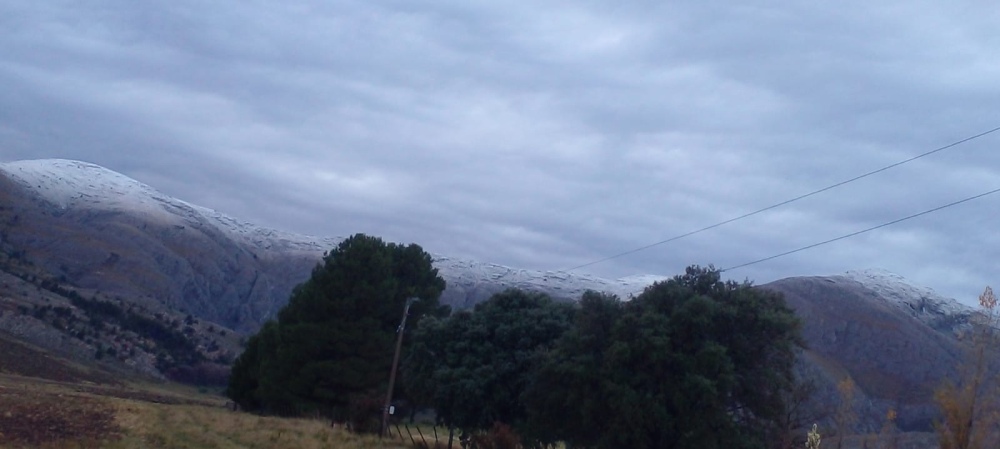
[381,297,418,438]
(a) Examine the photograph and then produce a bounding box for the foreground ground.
[0,333,415,449]
[0,333,941,449]
[0,370,941,449]
[0,372,419,449]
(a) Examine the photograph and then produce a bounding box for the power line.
[564,124,1000,272]
[721,186,1000,272]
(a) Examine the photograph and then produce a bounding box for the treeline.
[403,269,801,449]
[8,265,223,382]
[27,272,206,371]
[67,293,204,370]
[226,234,804,449]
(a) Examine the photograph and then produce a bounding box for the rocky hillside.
[0,159,984,432]
[763,271,972,432]
[0,159,664,332]
[0,160,326,332]
[0,245,242,384]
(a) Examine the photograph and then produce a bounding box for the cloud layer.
[3,1,1000,304]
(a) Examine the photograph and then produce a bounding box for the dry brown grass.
[2,372,941,449]
[107,401,412,449]
[0,382,118,447]
[0,374,412,449]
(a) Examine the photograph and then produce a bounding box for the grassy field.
[0,334,940,449]
[0,373,948,449]
[0,333,445,449]
[0,373,419,449]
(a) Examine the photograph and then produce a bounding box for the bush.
[469,422,520,449]
[347,391,384,435]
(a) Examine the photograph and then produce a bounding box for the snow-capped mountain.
[1,159,340,253]
[842,268,973,331]
[762,273,972,432]
[1,159,976,320]
[0,159,983,433]
[0,159,665,325]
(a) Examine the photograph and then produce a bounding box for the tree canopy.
[404,289,575,436]
[526,266,802,449]
[226,233,448,417]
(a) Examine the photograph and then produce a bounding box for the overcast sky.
[2,1,999,305]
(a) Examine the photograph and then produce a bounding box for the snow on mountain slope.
[432,256,664,303]
[2,159,181,218]
[0,159,338,252]
[5,160,974,311]
[842,268,973,330]
[0,159,665,302]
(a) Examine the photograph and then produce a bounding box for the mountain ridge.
[0,159,674,321]
[2,159,973,317]
[0,158,981,432]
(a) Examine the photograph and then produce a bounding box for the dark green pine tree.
[226,233,448,417]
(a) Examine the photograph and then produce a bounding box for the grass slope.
[0,334,412,448]
[0,372,413,449]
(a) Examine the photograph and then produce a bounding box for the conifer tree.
[226,233,447,417]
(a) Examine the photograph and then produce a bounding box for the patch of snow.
[0,159,340,252]
[0,159,679,301]
[189,203,342,252]
[1,159,182,221]
[842,268,972,326]
[431,255,665,300]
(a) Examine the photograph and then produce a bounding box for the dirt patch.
[0,387,120,447]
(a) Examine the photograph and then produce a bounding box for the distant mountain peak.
[1,159,159,210]
[0,159,339,253]
[1,159,969,328]
[841,267,971,329]
[844,268,953,303]
[0,159,984,431]
[0,158,665,313]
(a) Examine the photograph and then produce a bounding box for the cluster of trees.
[406,267,803,449]
[405,289,576,435]
[226,233,805,448]
[20,278,211,374]
[68,293,205,370]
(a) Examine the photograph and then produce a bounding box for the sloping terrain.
[0,370,413,449]
[763,274,969,431]
[0,221,242,383]
[0,158,980,434]
[0,330,121,384]
[0,159,663,331]
[0,162,317,331]
[0,159,665,383]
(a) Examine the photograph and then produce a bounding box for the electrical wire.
[721,186,1000,272]
[563,125,1000,272]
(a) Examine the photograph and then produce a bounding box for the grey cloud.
[3,0,1000,305]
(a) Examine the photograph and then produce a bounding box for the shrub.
[347,391,384,435]
[468,422,520,449]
